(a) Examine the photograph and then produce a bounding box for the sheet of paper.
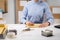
[0,12,3,18]
[18,11,22,23]
[20,1,27,6]
[53,8,60,14]
[0,20,6,24]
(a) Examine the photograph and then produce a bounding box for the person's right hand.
[25,21,34,26]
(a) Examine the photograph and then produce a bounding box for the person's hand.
[39,22,50,28]
[25,21,34,26]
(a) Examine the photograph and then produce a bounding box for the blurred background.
[0,0,60,24]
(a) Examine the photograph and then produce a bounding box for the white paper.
[18,11,23,23]
[0,20,6,24]
[0,12,3,18]
[53,8,60,14]
[20,1,27,6]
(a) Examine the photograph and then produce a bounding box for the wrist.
[48,22,50,26]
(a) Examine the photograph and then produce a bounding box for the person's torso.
[26,2,46,23]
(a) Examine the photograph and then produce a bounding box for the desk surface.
[0,24,60,40]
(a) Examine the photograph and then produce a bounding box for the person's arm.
[44,3,54,25]
[39,3,54,27]
[20,6,28,24]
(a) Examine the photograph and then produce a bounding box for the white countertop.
[0,24,60,40]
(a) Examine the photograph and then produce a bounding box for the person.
[20,0,54,27]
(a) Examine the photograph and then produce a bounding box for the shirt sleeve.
[44,3,54,25]
[20,6,28,24]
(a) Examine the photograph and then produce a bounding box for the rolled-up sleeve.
[20,6,28,24]
[44,3,54,25]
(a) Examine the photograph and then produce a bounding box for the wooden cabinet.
[0,0,7,13]
[50,6,60,19]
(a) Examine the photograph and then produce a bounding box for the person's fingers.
[26,22,30,25]
[26,21,31,24]
[26,21,34,26]
[42,23,48,27]
[39,24,47,28]
[39,24,44,28]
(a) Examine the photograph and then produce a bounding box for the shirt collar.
[31,0,43,4]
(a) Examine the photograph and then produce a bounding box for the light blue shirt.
[21,0,54,25]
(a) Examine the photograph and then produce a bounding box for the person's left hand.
[39,22,50,28]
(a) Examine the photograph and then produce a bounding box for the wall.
[3,0,15,24]
[47,0,60,6]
